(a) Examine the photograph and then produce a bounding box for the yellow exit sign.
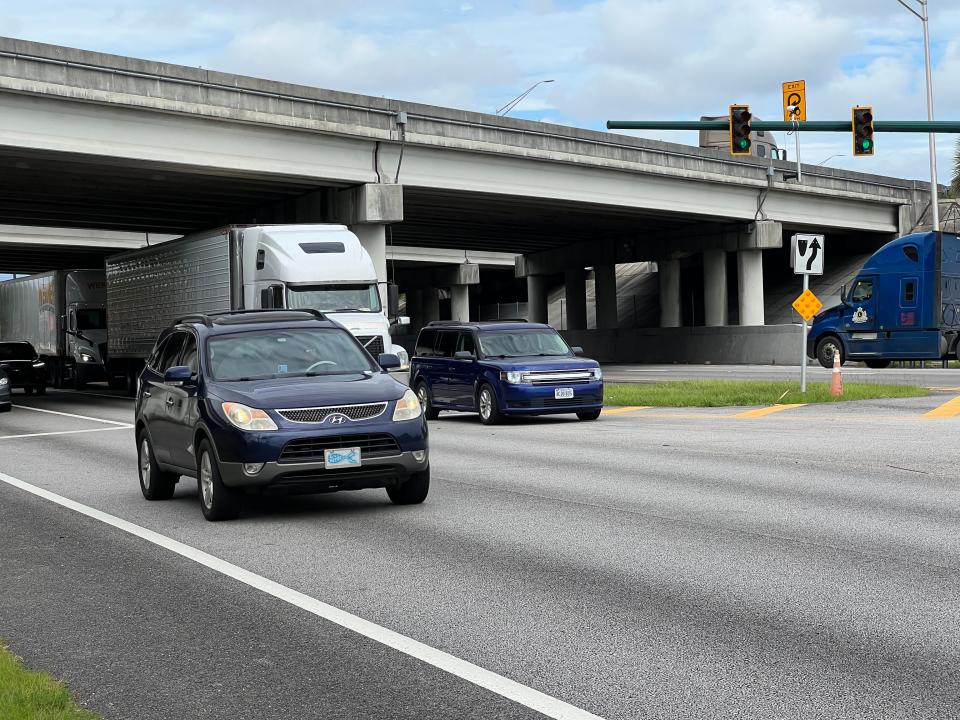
[782,80,806,122]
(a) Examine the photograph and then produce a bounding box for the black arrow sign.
[806,238,821,271]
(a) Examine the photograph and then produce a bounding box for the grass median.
[0,644,101,720]
[604,380,928,408]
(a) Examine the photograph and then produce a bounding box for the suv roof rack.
[425,319,529,327]
[175,309,325,327]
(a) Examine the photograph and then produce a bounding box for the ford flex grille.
[357,335,385,355]
[278,433,401,463]
[523,369,597,385]
[278,402,387,424]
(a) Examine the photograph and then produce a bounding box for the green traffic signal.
[729,104,752,156]
[852,106,875,156]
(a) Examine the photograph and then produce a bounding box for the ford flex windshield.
[287,284,381,313]
[208,328,378,381]
[477,330,572,358]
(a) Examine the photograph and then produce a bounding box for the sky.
[1,0,959,182]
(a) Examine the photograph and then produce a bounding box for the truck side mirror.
[839,284,847,303]
[387,284,400,318]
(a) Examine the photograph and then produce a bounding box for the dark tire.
[577,409,602,421]
[23,386,33,396]
[36,384,46,396]
[816,336,844,369]
[864,359,891,369]
[125,368,138,398]
[477,384,505,425]
[415,381,440,420]
[72,372,86,390]
[197,440,241,521]
[387,467,430,505]
[138,430,178,500]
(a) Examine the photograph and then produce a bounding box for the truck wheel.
[477,384,505,425]
[816,336,844,369]
[72,372,86,390]
[415,382,440,420]
[36,384,46,396]
[387,467,430,505]
[138,430,178,500]
[197,440,241,521]
[864,360,891,369]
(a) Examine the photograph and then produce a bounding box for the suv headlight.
[393,388,423,421]
[591,368,603,381]
[0,377,7,387]
[500,371,524,384]
[221,402,278,431]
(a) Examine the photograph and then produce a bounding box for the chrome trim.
[521,369,597,384]
[277,401,388,424]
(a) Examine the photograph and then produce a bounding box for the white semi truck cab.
[241,225,409,367]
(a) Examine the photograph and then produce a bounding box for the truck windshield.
[0,342,36,360]
[477,330,572,358]
[207,328,378,381]
[76,309,106,331]
[287,284,381,313]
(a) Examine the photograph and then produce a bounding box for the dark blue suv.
[135,310,429,521]
[410,321,603,424]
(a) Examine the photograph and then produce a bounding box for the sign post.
[791,233,825,393]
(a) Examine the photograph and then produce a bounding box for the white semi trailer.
[0,270,108,388]
[105,224,408,393]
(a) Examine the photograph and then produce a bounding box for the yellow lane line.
[603,406,653,415]
[922,395,960,419]
[733,403,807,418]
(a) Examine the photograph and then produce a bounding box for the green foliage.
[0,645,101,720]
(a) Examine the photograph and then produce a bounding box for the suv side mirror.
[164,366,194,386]
[454,350,474,361]
[387,284,400,318]
[571,346,585,356]
[378,353,401,370]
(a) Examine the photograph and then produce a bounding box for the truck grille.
[278,433,401,463]
[523,369,596,385]
[278,402,387,423]
[356,335,384,355]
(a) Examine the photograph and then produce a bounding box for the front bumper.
[499,380,603,415]
[219,449,428,492]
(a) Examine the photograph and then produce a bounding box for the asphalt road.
[2,389,960,719]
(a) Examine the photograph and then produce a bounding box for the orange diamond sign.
[792,289,823,322]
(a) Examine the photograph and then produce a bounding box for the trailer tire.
[816,336,844,369]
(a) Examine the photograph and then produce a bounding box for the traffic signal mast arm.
[607,120,960,132]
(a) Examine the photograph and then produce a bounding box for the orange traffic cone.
[830,348,843,397]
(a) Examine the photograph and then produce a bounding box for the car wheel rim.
[200,452,214,509]
[479,390,492,419]
[417,386,428,410]
[140,439,151,489]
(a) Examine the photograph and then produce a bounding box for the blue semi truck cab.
[808,231,960,368]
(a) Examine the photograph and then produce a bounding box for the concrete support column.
[594,264,618,330]
[737,249,765,326]
[564,268,588,330]
[351,224,388,310]
[423,288,441,324]
[659,259,681,328]
[450,284,470,322]
[703,249,728,327]
[526,274,548,323]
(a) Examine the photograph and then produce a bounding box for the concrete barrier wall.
[560,325,803,365]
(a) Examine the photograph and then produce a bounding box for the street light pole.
[898,0,940,231]
[496,79,554,116]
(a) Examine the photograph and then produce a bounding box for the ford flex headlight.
[500,371,524,384]
[591,368,603,381]
[393,388,422,421]
[221,402,278,431]
[0,377,7,387]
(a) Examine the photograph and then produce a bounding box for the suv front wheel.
[478,384,505,425]
[197,439,241,521]
[387,467,430,505]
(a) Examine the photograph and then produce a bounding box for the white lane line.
[0,471,604,720]
[0,426,132,441]
[12,405,131,426]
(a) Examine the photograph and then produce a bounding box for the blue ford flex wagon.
[410,321,603,424]
[135,310,429,521]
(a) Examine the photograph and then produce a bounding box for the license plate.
[324,447,361,469]
[554,387,574,400]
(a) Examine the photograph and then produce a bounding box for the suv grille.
[356,335,385,355]
[523,369,596,385]
[278,433,401,463]
[278,402,387,423]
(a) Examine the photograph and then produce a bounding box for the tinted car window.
[0,343,36,360]
[457,332,476,356]
[851,280,873,302]
[147,335,169,371]
[179,333,199,374]
[477,329,571,358]
[435,331,457,358]
[416,329,437,357]
[207,328,378,381]
[157,333,186,372]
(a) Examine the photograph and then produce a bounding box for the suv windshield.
[0,343,36,361]
[208,328,378,381]
[287,284,381,313]
[477,329,572,358]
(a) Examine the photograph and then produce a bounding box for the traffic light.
[852,106,874,156]
[729,104,752,156]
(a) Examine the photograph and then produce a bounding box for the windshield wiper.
[329,308,371,313]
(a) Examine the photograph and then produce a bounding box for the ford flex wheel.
[387,467,430,505]
[477,384,504,425]
[416,381,440,420]
[138,430,178,500]
[197,440,241,521]
[816,336,844,369]
[577,409,602,421]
